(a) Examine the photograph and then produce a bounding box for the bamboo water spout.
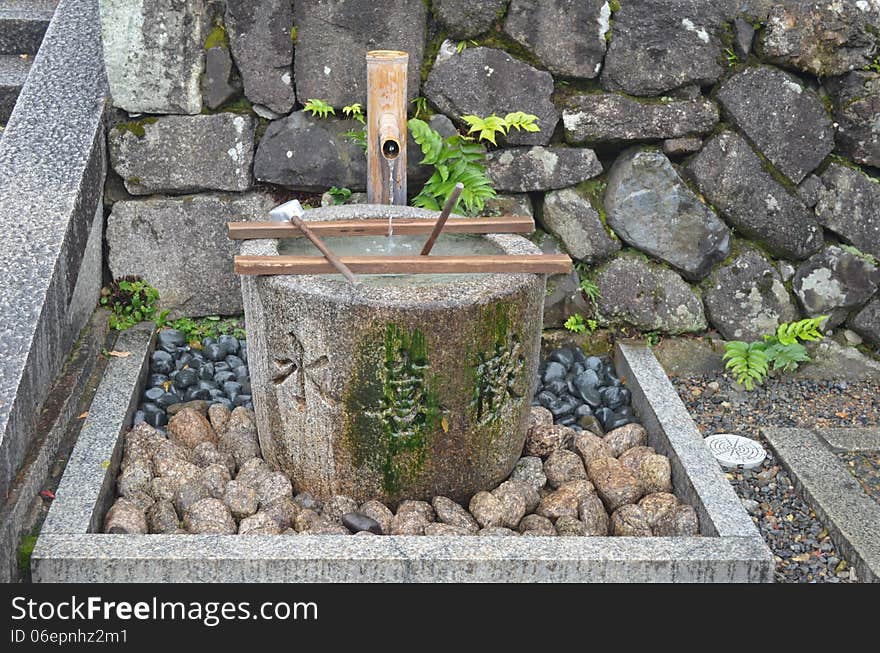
[366,50,408,206]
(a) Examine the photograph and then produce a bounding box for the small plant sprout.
[303,98,335,118]
[839,243,878,266]
[100,276,166,330]
[725,48,740,66]
[564,314,587,334]
[869,57,880,73]
[410,96,429,119]
[328,186,352,205]
[461,112,541,145]
[342,103,365,124]
[578,277,601,306]
[723,316,829,390]
[455,40,477,54]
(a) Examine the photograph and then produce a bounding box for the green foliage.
[773,315,828,346]
[869,57,880,73]
[290,26,298,44]
[100,276,165,330]
[342,103,365,124]
[579,277,601,305]
[460,112,540,145]
[725,48,740,66]
[410,96,429,119]
[159,316,246,345]
[328,186,352,204]
[303,98,335,118]
[723,316,829,390]
[839,243,878,266]
[204,24,228,50]
[17,534,37,576]
[587,318,599,332]
[564,314,587,334]
[408,117,496,215]
[456,40,477,53]
[344,127,367,149]
[645,331,661,347]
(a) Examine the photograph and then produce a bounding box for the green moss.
[290,25,298,44]
[17,534,37,576]
[470,302,525,425]
[204,23,228,50]
[421,30,448,83]
[472,26,545,71]
[343,324,441,496]
[113,116,158,139]
[126,176,141,186]
[209,95,255,117]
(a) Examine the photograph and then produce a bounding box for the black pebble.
[233,394,251,407]
[549,348,575,369]
[225,355,245,370]
[186,387,211,401]
[158,329,186,349]
[144,387,164,402]
[174,367,199,390]
[204,343,225,362]
[199,363,215,380]
[198,379,219,391]
[585,356,603,371]
[536,391,556,408]
[342,513,382,534]
[211,397,233,410]
[155,392,179,410]
[150,351,173,375]
[545,379,568,397]
[542,362,566,383]
[218,334,240,355]
[575,404,593,418]
[223,381,243,397]
[214,361,231,373]
[595,406,615,428]
[214,370,235,385]
[148,373,169,388]
[142,403,167,428]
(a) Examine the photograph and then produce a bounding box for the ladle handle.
[420,183,464,256]
[289,214,361,287]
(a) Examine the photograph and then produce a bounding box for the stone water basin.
[240,205,546,504]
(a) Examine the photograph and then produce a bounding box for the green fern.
[579,278,601,305]
[408,118,496,215]
[411,96,429,119]
[772,316,828,346]
[303,98,335,118]
[724,315,829,390]
[342,103,365,123]
[460,112,541,145]
[723,341,771,391]
[564,314,587,334]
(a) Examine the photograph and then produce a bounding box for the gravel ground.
[837,452,880,507]
[671,374,880,583]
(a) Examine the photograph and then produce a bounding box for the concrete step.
[0,53,31,122]
[0,0,57,55]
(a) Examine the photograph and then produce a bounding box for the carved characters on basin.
[272,330,338,413]
[343,303,527,500]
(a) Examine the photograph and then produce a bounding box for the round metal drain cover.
[704,433,766,469]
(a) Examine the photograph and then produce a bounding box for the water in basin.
[278,232,504,286]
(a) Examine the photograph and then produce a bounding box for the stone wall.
[101,0,880,345]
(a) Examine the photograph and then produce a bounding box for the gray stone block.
[604,147,729,281]
[100,0,204,114]
[716,65,834,184]
[763,427,880,583]
[0,0,107,508]
[425,46,558,147]
[503,0,608,79]
[815,163,880,262]
[225,0,295,114]
[685,130,823,260]
[486,146,602,192]
[600,0,726,96]
[109,114,256,195]
[107,192,276,317]
[563,94,718,145]
[293,0,426,107]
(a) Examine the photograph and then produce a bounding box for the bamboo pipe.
[366,50,408,205]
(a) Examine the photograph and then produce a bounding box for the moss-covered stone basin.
[240,205,546,504]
